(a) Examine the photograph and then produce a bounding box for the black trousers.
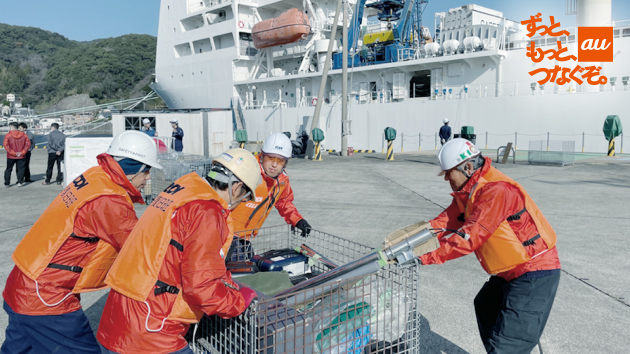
[46,153,64,183]
[474,269,560,354]
[4,158,26,185]
[23,151,32,181]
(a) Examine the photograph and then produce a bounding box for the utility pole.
[341,0,349,156]
[310,0,343,139]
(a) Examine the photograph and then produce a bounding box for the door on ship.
[410,70,431,98]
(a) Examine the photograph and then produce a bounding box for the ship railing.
[397,48,416,62]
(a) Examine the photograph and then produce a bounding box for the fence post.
[418,132,421,151]
[514,132,518,151]
[401,133,404,152]
[547,132,550,151]
[582,132,585,153]
[382,133,385,153]
[435,133,438,150]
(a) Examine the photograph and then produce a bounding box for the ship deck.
[1,149,629,353]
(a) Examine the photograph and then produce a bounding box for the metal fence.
[188,225,421,354]
[144,152,214,202]
[527,140,575,166]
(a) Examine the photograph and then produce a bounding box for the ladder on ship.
[231,97,247,132]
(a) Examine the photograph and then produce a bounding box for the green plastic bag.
[235,129,248,143]
[312,128,325,142]
[384,127,397,141]
[603,115,623,140]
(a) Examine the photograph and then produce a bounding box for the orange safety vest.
[231,172,286,238]
[106,172,231,324]
[12,167,133,294]
[456,166,557,275]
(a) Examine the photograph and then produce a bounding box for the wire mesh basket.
[188,225,421,354]
[527,140,575,166]
[144,153,214,202]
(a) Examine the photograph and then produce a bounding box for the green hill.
[0,23,157,111]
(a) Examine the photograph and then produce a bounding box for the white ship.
[137,0,629,154]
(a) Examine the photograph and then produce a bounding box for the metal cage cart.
[187,225,421,354]
[144,153,214,203]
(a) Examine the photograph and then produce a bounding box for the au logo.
[578,27,613,62]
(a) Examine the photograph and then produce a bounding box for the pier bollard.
[312,128,324,161]
[384,127,397,161]
[608,138,615,157]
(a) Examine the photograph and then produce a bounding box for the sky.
[0,0,629,41]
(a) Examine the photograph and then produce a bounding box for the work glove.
[238,285,258,308]
[293,219,312,237]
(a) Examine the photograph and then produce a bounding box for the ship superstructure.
[148,0,630,153]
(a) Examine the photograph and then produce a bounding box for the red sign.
[578,27,613,62]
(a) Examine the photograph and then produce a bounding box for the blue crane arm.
[347,0,369,51]
[394,0,416,42]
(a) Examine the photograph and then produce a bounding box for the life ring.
[238,21,244,28]
[311,97,317,106]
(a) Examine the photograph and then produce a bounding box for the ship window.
[193,38,212,53]
[181,14,205,32]
[214,33,235,49]
[485,29,489,39]
[206,7,233,24]
[613,29,619,38]
[124,116,155,131]
[239,32,257,56]
[174,43,193,58]
[623,28,630,37]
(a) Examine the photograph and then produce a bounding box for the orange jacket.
[98,173,248,354]
[231,158,303,237]
[420,158,560,281]
[3,154,142,315]
[4,130,31,159]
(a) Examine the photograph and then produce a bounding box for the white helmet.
[437,138,480,176]
[443,118,449,124]
[106,131,163,169]
[262,133,292,159]
[211,148,263,201]
[142,118,151,125]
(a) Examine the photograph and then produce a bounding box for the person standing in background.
[3,122,31,187]
[43,123,66,185]
[439,118,452,146]
[170,119,184,152]
[18,123,35,183]
[141,118,157,137]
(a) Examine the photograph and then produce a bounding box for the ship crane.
[333,0,424,68]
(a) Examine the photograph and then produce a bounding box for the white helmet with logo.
[211,148,263,200]
[262,132,292,159]
[106,131,163,169]
[437,138,480,176]
[142,118,151,125]
[443,118,449,124]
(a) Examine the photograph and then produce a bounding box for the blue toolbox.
[252,248,310,276]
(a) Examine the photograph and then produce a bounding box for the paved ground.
[1,149,629,353]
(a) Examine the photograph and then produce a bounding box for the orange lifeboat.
[252,9,310,49]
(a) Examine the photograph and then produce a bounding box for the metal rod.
[341,0,349,157]
[547,132,550,151]
[514,132,517,151]
[401,132,404,152]
[418,132,421,151]
[582,132,585,153]
[310,0,343,137]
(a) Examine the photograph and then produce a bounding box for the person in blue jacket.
[439,118,452,145]
[170,119,184,152]
[141,118,157,137]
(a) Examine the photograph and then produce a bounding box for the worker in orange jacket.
[229,132,310,260]
[419,138,561,354]
[97,148,262,354]
[1,131,162,354]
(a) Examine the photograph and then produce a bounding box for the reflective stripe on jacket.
[230,158,303,238]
